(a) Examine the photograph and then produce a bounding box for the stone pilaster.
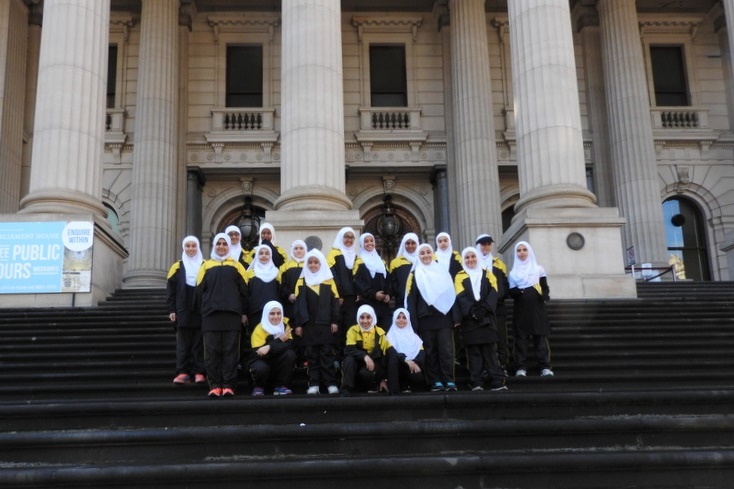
[123,0,180,287]
[448,0,502,244]
[596,0,668,266]
[268,0,361,247]
[502,0,634,298]
[0,0,28,213]
[432,169,450,234]
[275,0,351,211]
[19,0,109,217]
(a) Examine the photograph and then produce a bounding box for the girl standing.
[196,233,249,397]
[293,249,341,395]
[435,232,463,278]
[327,227,359,348]
[166,236,206,384]
[405,243,457,392]
[508,241,553,377]
[388,232,420,309]
[244,245,281,331]
[353,233,391,329]
[225,225,251,268]
[279,239,308,322]
[453,247,507,391]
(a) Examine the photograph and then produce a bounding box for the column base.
[264,209,363,253]
[499,207,637,299]
[0,212,127,308]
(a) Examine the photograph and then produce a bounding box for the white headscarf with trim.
[386,308,423,361]
[475,233,494,270]
[225,225,243,262]
[356,304,377,333]
[358,233,386,278]
[509,240,545,289]
[413,244,455,314]
[396,232,420,264]
[300,249,334,287]
[260,300,286,336]
[248,245,279,283]
[210,233,232,261]
[289,239,308,264]
[461,247,483,301]
[181,236,204,287]
[332,226,357,269]
[434,232,454,272]
[259,222,277,245]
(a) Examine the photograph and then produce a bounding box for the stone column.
[123,0,180,287]
[502,0,635,299]
[721,1,734,130]
[186,169,205,238]
[448,0,502,244]
[596,0,668,266]
[432,169,450,234]
[508,0,596,214]
[268,0,361,248]
[19,0,109,217]
[0,0,28,213]
[276,0,351,211]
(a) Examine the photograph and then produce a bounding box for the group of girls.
[166,223,553,398]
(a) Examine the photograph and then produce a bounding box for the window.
[650,46,689,106]
[107,45,117,109]
[369,45,407,107]
[226,45,263,108]
[662,197,710,281]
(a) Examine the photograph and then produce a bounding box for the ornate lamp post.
[376,194,402,255]
[237,196,261,251]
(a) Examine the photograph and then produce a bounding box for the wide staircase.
[0,283,733,488]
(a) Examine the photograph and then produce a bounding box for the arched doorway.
[362,199,421,265]
[662,197,710,281]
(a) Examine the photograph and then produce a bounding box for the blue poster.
[0,221,93,294]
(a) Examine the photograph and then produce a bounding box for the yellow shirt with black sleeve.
[344,324,393,361]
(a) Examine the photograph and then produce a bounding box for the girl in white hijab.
[245,300,296,396]
[341,304,393,395]
[257,222,287,268]
[454,247,507,391]
[435,232,462,277]
[244,245,281,332]
[166,236,205,385]
[327,227,359,345]
[280,239,308,321]
[508,241,553,378]
[225,225,246,265]
[353,233,391,328]
[405,243,457,392]
[293,249,341,395]
[388,232,420,310]
[386,308,426,393]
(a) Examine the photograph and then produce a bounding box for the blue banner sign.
[0,221,93,294]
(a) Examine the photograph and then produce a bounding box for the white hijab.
[289,239,308,264]
[300,249,334,287]
[332,226,357,269]
[434,232,454,272]
[259,222,277,245]
[210,233,232,262]
[475,233,494,270]
[225,225,243,262]
[461,247,483,301]
[181,236,204,287]
[396,232,420,264]
[509,240,545,289]
[356,304,377,333]
[260,300,286,336]
[412,244,456,315]
[358,233,386,278]
[386,308,423,361]
[248,245,279,283]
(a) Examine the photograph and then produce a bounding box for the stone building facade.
[1,0,733,306]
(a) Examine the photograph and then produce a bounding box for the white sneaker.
[327,385,339,395]
[541,368,554,377]
[515,369,527,377]
[306,386,320,395]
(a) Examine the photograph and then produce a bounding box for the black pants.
[466,342,506,389]
[305,344,338,387]
[176,327,204,375]
[513,334,551,371]
[389,356,426,393]
[249,349,296,389]
[203,330,240,389]
[341,354,386,392]
[421,327,455,384]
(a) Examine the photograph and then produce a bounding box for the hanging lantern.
[237,196,260,250]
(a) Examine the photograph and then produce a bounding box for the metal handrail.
[625,265,677,282]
